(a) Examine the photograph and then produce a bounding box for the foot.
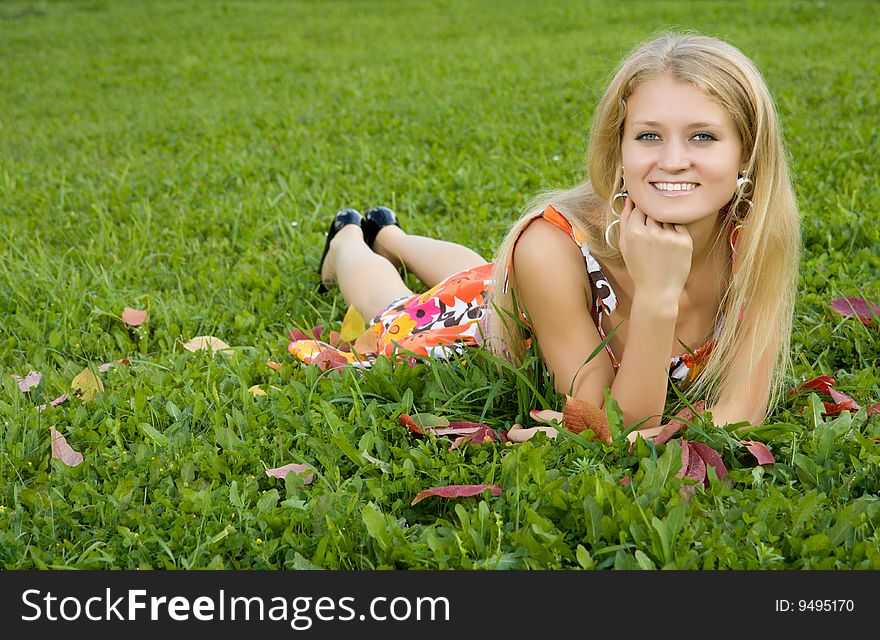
[317,208,363,293]
[362,206,402,249]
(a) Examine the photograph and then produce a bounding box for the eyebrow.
[632,120,721,128]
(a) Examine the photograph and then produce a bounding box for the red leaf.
[822,401,856,416]
[265,463,315,484]
[447,425,497,451]
[309,325,324,340]
[121,307,149,327]
[689,441,728,485]
[655,400,706,445]
[51,426,83,467]
[329,331,341,348]
[288,328,310,341]
[411,484,502,505]
[828,388,861,411]
[620,476,631,486]
[398,414,426,435]
[562,395,611,443]
[867,403,880,418]
[787,375,835,398]
[13,371,42,393]
[741,440,775,465]
[310,349,349,372]
[266,361,282,371]
[676,440,706,486]
[829,297,880,326]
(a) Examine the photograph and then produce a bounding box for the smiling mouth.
[651,182,700,196]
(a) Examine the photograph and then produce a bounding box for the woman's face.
[620,73,743,226]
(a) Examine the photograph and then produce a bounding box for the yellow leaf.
[339,305,366,343]
[182,335,233,356]
[70,367,104,402]
[248,385,267,397]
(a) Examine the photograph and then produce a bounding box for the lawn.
[1,0,879,570]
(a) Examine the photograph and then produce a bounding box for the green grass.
[1,0,879,569]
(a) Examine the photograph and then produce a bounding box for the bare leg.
[372,226,488,288]
[321,225,414,321]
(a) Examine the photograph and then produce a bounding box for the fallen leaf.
[822,401,857,416]
[828,388,861,411]
[447,424,498,451]
[37,392,70,413]
[654,400,707,445]
[620,476,631,486]
[562,395,611,443]
[248,385,267,397]
[70,368,104,402]
[676,440,706,486]
[50,426,83,467]
[353,326,380,355]
[398,413,425,434]
[265,463,315,484]
[411,413,450,429]
[787,375,835,398]
[12,371,42,392]
[122,307,149,327]
[433,424,483,436]
[310,349,349,372]
[182,336,233,356]
[266,361,282,371]
[411,484,502,505]
[688,441,729,485]
[829,297,880,326]
[741,440,775,465]
[867,403,880,418]
[339,305,366,343]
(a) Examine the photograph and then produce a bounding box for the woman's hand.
[618,196,693,300]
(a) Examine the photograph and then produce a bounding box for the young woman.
[291,31,801,443]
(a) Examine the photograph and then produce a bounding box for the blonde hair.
[487,31,801,422]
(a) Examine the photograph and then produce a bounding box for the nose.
[657,139,691,172]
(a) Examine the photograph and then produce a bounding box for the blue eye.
[693,132,716,142]
[635,132,660,141]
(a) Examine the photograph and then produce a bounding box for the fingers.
[529,409,563,425]
[507,423,559,443]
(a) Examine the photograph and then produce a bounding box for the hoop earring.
[729,223,743,254]
[605,219,620,250]
[731,173,754,221]
[736,174,753,196]
[610,165,628,215]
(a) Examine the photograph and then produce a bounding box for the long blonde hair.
[487,31,801,422]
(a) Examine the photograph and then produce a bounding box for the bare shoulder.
[511,219,591,297]
[510,218,614,402]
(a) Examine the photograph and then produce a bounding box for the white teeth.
[653,182,698,191]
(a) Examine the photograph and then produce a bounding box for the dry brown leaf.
[182,336,233,356]
[122,307,149,327]
[265,361,282,371]
[70,367,104,402]
[51,426,83,467]
[563,395,611,443]
[353,326,380,355]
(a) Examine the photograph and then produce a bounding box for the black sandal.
[317,208,363,293]
[361,206,402,249]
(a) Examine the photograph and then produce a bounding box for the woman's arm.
[512,220,682,432]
